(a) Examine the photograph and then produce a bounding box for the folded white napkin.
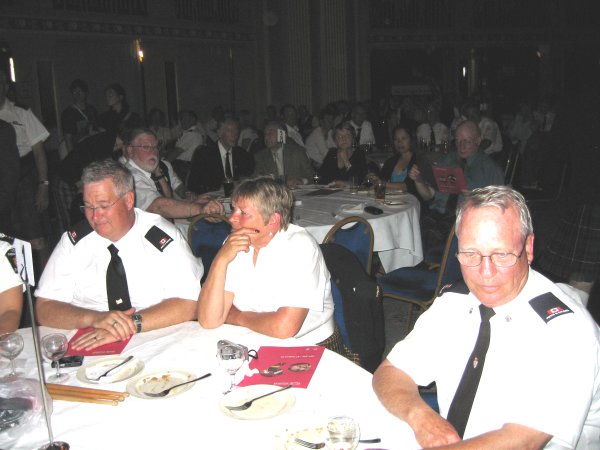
[85,358,135,384]
[338,203,365,215]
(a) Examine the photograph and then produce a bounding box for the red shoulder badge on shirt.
[145,226,173,252]
[67,220,93,245]
[529,292,573,323]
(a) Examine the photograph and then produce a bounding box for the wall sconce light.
[135,39,144,63]
[9,57,15,82]
[462,66,467,78]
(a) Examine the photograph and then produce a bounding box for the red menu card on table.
[238,345,325,389]
[65,327,132,356]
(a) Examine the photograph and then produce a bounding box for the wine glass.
[217,343,245,394]
[0,332,24,380]
[325,416,360,450]
[313,172,320,185]
[41,333,69,383]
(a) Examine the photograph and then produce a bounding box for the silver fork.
[144,372,212,398]
[89,355,134,381]
[293,437,325,449]
[225,384,292,411]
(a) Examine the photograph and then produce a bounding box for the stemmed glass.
[325,416,360,450]
[0,332,24,380]
[41,333,69,383]
[217,343,245,394]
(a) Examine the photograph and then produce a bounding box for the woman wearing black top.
[318,121,367,186]
[377,126,417,194]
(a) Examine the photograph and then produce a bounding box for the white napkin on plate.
[338,203,365,215]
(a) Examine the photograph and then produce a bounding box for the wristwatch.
[131,313,143,333]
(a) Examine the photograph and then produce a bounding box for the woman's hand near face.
[217,227,258,262]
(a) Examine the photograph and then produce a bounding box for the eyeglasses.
[456,139,477,146]
[456,241,527,268]
[80,194,125,214]
[130,144,158,152]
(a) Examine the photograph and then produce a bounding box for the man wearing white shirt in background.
[465,103,503,157]
[280,104,305,148]
[124,128,223,220]
[0,70,50,273]
[305,108,336,168]
[349,102,376,147]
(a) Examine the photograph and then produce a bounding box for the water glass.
[217,343,245,394]
[0,332,24,380]
[41,333,69,383]
[374,180,386,201]
[223,177,235,198]
[325,416,360,450]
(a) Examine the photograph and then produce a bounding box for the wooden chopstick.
[46,383,128,405]
[49,394,119,406]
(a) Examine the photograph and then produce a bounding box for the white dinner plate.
[126,370,196,400]
[275,425,327,450]
[76,356,144,385]
[384,200,408,207]
[220,384,296,420]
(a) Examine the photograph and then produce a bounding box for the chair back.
[320,243,385,373]
[322,216,375,275]
[433,225,461,297]
[187,214,231,282]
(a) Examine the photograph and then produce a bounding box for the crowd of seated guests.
[0,70,579,302]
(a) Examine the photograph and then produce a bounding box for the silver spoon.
[144,372,212,398]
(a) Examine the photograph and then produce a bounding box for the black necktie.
[106,244,132,311]
[355,127,362,145]
[225,151,233,178]
[446,304,495,438]
[430,125,436,147]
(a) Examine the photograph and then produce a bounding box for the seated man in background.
[253,120,314,187]
[0,234,23,333]
[124,128,223,220]
[409,120,504,250]
[305,108,335,169]
[188,118,254,194]
[36,160,203,350]
[198,177,334,344]
[373,186,600,449]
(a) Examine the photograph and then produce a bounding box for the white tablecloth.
[292,187,423,272]
[9,322,420,450]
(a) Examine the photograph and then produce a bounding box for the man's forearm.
[32,142,48,181]
[147,197,203,219]
[137,298,196,331]
[36,298,101,329]
[434,424,552,450]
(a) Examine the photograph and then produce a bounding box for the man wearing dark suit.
[188,118,254,194]
[253,120,314,188]
[0,119,19,234]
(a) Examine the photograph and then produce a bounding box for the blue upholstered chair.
[322,216,375,275]
[378,225,462,333]
[187,214,231,283]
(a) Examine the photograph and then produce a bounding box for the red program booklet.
[238,345,325,389]
[432,166,467,194]
[65,327,132,356]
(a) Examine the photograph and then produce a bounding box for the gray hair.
[232,176,293,230]
[81,159,134,197]
[125,127,157,146]
[456,185,533,240]
[333,121,356,142]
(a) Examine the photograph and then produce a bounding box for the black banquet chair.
[378,225,462,335]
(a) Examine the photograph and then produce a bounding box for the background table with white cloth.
[9,322,420,450]
[292,187,423,272]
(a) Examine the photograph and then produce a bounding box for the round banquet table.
[7,322,421,450]
[292,186,423,272]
